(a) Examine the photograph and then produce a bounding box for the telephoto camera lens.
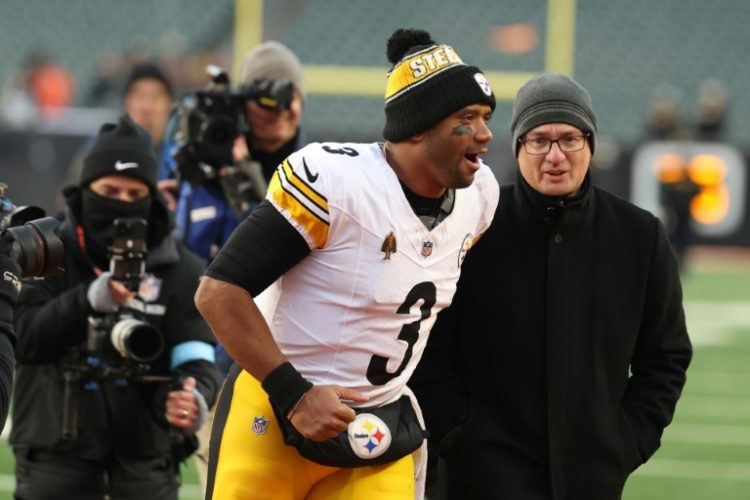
[7,216,65,277]
[110,318,164,363]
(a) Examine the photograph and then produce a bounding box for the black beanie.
[124,63,174,99]
[383,28,496,142]
[510,73,597,156]
[80,114,158,192]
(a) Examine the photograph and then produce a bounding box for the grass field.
[1,253,749,499]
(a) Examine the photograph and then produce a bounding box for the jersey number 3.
[366,282,436,385]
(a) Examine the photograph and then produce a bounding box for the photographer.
[0,231,21,432]
[159,40,307,263]
[11,115,222,500]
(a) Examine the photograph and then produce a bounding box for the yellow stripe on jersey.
[385,44,464,103]
[281,159,328,211]
[268,159,330,248]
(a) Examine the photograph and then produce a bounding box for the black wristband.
[261,362,313,415]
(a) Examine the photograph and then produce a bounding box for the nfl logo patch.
[347,413,391,459]
[138,274,162,303]
[252,416,269,435]
[422,241,433,257]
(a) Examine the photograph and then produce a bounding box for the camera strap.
[76,225,104,277]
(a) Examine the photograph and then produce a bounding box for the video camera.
[0,183,64,277]
[61,217,167,440]
[170,64,293,186]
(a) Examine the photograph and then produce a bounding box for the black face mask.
[81,189,152,268]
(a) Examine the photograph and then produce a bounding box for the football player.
[195,28,498,500]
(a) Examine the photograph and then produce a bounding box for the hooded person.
[10,115,222,500]
[74,113,172,269]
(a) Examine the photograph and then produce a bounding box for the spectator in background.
[410,73,692,500]
[694,78,728,142]
[0,50,75,127]
[82,51,130,108]
[24,50,76,119]
[10,115,221,499]
[121,64,176,178]
[62,63,176,210]
[656,154,700,268]
[643,84,690,141]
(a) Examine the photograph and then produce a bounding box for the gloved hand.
[0,231,22,305]
[86,271,119,313]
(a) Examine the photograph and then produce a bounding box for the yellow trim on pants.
[210,369,415,500]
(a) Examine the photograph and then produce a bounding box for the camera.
[91,217,163,363]
[61,217,165,440]
[88,216,164,365]
[171,65,248,185]
[109,217,147,291]
[0,183,64,277]
[170,64,294,187]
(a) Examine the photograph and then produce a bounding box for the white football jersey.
[264,142,498,406]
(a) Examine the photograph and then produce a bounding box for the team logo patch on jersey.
[381,231,397,260]
[458,233,474,267]
[347,413,391,459]
[422,240,433,258]
[252,416,270,435]
[138,274,162,302]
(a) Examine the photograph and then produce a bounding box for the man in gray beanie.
[411,73,692,499]
[184,40,310,494]
[510,72,597,157]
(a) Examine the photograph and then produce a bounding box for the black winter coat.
[410,174,692,500]
[10,188,221,461]
[0,300,13,432]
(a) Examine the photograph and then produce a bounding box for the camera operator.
[0,231,21,433]
[159,41,308,494]
[10,114,222,500]
[159,40,307,263]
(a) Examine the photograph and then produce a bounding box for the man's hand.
[87,272,135,312]
[165,376,200,430]
[233,135,249,163]
[289,385,369,441]
[157,178,178,212]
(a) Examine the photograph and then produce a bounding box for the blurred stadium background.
[0,0,748,498]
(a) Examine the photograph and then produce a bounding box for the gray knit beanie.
[239,41,305,102]
[510,73,597,156]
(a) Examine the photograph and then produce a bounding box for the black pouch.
[272,395,428,468]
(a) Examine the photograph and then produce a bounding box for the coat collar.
[514,170,593,231]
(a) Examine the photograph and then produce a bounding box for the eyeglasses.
[518,134,590,155]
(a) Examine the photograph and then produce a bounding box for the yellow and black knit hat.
[383,28,495,142]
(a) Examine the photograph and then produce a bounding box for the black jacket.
[410,174,692,500]
[10,187,221,461]
[0,300,13,432]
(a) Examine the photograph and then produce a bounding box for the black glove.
[0,232,21,305]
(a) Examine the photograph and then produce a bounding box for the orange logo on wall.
[655,153,729,225]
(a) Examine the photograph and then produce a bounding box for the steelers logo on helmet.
[474,73,492,96]
[347,412,392,459]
